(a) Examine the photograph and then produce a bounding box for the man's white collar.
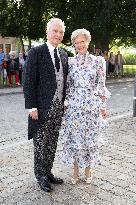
[47,41,58,52]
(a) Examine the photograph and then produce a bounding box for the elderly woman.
[59,29,110,184]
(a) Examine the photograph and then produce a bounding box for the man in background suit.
[115,51,126,76]
[23,18,68,192]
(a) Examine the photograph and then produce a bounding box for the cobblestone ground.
[107,81,133,116]
[0,82,136,205]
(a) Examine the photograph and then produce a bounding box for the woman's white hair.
[47,18,65,32]
[71,28,91,45]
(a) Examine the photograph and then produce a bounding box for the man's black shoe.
[37,176,53,192]
[48,173,64,184]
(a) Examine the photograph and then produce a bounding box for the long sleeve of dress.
[95,56,111,109]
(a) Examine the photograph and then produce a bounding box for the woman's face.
[74,34,89,55]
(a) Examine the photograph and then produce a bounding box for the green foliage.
[0,0,136,51]
[123,65,136,74]
[124,54,136,65]
[50,0,136,50]
[59,44,74,57]
[62,48,74,57]
[0,0,47,40]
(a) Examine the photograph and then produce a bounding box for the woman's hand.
[100,95,107,101]
[100,109,108,119]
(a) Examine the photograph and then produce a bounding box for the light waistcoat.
[47,41,64,102]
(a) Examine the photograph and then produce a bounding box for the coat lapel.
[44,44,54,68]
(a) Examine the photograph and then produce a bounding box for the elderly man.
[23,18,68,192]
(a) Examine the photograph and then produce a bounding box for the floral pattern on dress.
[59,52,111,168]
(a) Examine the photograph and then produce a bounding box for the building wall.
[0,36,17,52]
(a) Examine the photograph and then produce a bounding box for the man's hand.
[64,105,68,112]
[100,109,108,119]
[29,110,38,120]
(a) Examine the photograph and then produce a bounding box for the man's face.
[47,22,64,47]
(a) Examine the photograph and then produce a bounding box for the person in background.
[108,52,115,77]
[115,51,126,77]
[0,48,5,85]
[94,48,102,56]
[18,52,25,84]
[59,29,110,185]
[2,59,8,85]
[7,51,20,86]
[21,48,27,61]
[2,48,11,86]
[102,50,109,77]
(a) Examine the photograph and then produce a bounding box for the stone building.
[0,36,18,52]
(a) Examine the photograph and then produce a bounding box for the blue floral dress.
[59,52,110,168]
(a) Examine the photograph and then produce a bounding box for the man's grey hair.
[47,18,65,32]
[71,28,91,45]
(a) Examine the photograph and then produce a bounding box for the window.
[0,44,3,50]
[5,44,11,53]
[5,44,11,50]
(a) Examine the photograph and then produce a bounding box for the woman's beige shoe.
[71,177,79,185]
[85,176,93,184]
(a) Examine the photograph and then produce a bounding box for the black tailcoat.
[23,43,68,139]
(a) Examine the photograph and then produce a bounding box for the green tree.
[0,0,47,50]
[51,0,136,51]
[1,0,135,51]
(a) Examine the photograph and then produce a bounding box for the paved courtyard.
[0,80,136,205]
